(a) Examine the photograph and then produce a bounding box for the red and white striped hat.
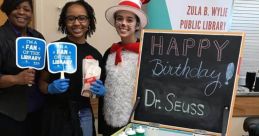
[105,0,148,28]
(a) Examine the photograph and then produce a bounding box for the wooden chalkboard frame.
[131,29,245,136]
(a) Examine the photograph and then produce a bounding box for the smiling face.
[65,4,89,44]
[8,1,32,31]
[114,10,140,43]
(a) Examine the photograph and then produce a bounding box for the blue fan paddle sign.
[16,37,46,70]
[47,42,77,74]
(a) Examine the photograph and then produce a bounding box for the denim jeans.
[78,108,93,136]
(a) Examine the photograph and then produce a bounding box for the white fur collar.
[103,51,138,127]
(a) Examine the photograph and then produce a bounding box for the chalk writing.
[150,36,229,62]
[145,89,205,116]
[133,31,243,133]
[149,58,222,96]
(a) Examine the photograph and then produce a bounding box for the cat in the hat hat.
[97,0,149,135]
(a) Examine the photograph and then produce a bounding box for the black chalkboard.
[133,30,244,134]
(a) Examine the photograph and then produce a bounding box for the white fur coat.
[103,50,138,127]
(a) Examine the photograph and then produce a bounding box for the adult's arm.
[0,69,35,88]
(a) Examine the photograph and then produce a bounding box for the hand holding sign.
[16,37,46,86]
[47,42,77,75]
[48,78,70,94]
[15,69,36,85]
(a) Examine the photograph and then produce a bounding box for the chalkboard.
[133,30,244,134]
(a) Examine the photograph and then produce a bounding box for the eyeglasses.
[66,15,89,24]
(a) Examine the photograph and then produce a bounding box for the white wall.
[34,0,120,54]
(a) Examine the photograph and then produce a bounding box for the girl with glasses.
[39,1,105,136]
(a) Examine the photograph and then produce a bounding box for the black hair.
[1,0,33,15]
[58,0,96,37]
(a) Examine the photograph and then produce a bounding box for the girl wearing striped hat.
[97,0,148,135]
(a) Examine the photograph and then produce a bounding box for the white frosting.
[125,128,136,135]
[136,126,145,133]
